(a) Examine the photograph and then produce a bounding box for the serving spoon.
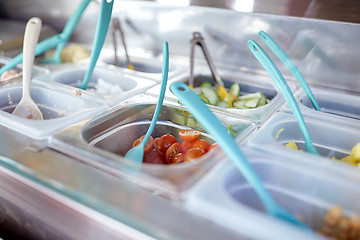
[170,81,312,231]
[12,17,44,120]
[124,42,169,164]
[248,40,319,155]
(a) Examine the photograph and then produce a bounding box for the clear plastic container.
[36,63,157,106]
[186,147,360,240]
[50,94,255,198]
[247,112,360,163]
[283,87,360,128]
[147,65,289,123]
[0,80,106,139]
[0,56,49,87]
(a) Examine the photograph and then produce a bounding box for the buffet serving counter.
[0,1,360,239]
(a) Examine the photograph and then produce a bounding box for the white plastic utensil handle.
[22,17,42,100]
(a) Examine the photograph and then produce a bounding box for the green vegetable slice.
[229,83,240,97]
[233,100,247,109]
[201,87,220,105]
[244,98,259,108]
[200,81,213,88]
[239,92,263,100]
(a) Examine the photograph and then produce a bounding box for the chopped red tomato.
[184,148,206,162]
[154,134,177,155]
[165,142,182,163]
[132,135,154,154]
[143,149,166,164]
[179,129,201,142]
[181,141,192,154]
[191,139,210,153]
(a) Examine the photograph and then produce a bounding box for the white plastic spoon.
[12,17,44,120]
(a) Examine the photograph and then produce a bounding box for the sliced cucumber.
[239,92,263,100]
[217,101,229,108]
[229,83,240,97]
[186,117,198,129]
[198,94,210,104]
[200,81,213,88]
[233,100,247,109]
[244,98,259,108]
[201,87,220,105]
[257,92,267,107]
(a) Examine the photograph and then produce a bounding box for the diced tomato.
[184,148,206,162]
[165,142,182,163]
[191,139,210,153]
[171,153,185,164]
[208,143,218,152]
[181,141,192,154]
[143,149,166,164]
[132,135,154,154]
[179,129,201,142]
[154,134,178,155]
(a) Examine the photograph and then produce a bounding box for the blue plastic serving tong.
[124,42,169,164]
[170,82,312,231]
[258,31,321,111]
[79,0,114,90]
[0,0,92,75]
[248,40,319,155]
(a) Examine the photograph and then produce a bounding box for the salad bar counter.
[1,1,360,239]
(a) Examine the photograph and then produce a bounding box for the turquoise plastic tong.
[0,0,92,75]
[258,31,321,111]
[170,81,312,231]
[79,0,114,90]
[248,40,319,155]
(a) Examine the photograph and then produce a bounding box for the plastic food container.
[35,63,157,106]
[0,80,106,139]
[247,111,360,163]
[186,147,360,240]
[50,94,255,198]
[0,56,49,87]
[283,87,360,128]
[147,66,288,123]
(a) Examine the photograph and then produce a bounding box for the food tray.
[35,63,158,106]
[247,111,360,165]
[49,94,255,199]
[185,147,360,240]
[282,87,360,128]
[147,65,288,123]
[0,80,106,139]
[0,56,49,87]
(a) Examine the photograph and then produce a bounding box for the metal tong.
[111,17,133,70]
[189,32,232,107]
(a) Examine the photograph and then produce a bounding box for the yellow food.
[351,143,360,161]
[337,143,360,166]
[338,155,357,166]
[45,43,90,63]
[285,141,298,150]
[274,128,284,140]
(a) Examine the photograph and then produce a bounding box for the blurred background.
[1,0,360,24]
